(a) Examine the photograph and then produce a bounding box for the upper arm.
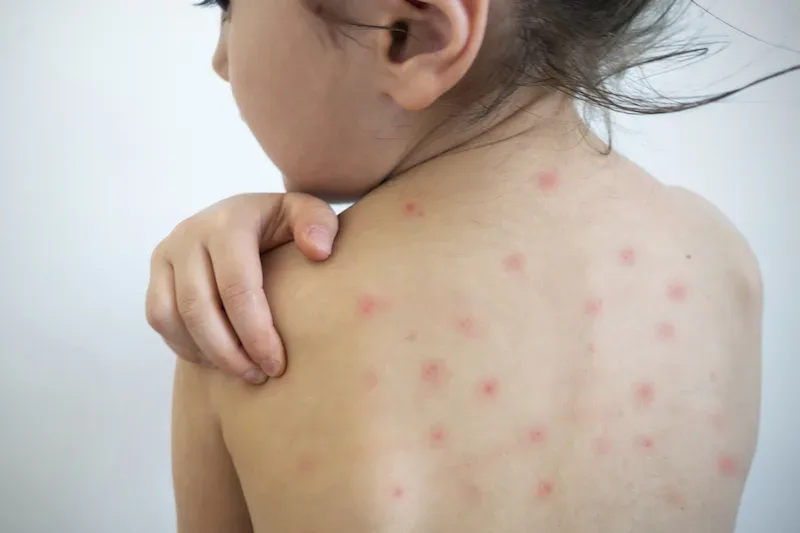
[172,359,253,533]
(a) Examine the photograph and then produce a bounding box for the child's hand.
[146,193,339,384]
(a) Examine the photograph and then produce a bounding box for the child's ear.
[377,0,490,111]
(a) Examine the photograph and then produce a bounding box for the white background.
[0,1,797,532]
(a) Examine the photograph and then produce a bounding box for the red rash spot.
[584,298,604,317]
[421,360,448,387]
[456,316,479,338]
[634,381,655,406]
[667,283,688,302]
[479,378,499,399]
[403,201,425,218]
[636,435,656,450]
[527,426,547,444]
[656,322,676,340]
[358,296,377,316]
[405,331,418,342]
[391,485,405,499]
[717,454,740,478]
[503,253,526,274]
[588,342,596,354]
[618,248,637,265]
[536,480,555,499]
[357,294,390,318]
[429,425,448,448]
[537,170,560,192]
[296,456,317,475]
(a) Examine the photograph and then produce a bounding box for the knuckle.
[173,215,207,242]
[172,218,194,237]
[150,243,164,263]
[209,206,237,232]
[145,298,172,333]
[219,280,258,310]
[176,292,207,328]
[284,191,311,206]
[151,238,175,265]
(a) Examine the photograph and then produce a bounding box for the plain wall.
[0,1,797,532]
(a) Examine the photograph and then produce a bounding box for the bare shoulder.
[659,184,764,317]
[663,185,762,285]
[590,159,763,305]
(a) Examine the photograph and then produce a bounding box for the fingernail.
[244,368,267,385]
[262,358,278,376]
[307,226,332,255]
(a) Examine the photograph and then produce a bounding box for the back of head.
[201,0,797,201]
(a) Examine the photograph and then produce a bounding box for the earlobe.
[381,0,489,111]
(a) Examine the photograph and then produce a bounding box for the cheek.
[227,32,314,135]
[225,25,405,198]
[227,39,292,139]
[229,50,324,178]
[225,18,299,138]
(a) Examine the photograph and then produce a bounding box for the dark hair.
[306,0,798,138]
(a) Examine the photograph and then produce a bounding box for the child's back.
[174,128,761,533]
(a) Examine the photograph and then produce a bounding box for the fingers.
[146,255,206,365]
[146,192,338,385]
[207,230,286,378]
[164,339,212,368]
[173,246,268,385]
[269,193,340,261]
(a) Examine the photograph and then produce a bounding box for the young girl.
[146,1,793,531]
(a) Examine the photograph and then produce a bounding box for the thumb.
[269,193,339,261]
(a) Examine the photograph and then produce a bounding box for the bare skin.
[172,102,762,533]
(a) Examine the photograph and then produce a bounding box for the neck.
[389,90,596,182]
